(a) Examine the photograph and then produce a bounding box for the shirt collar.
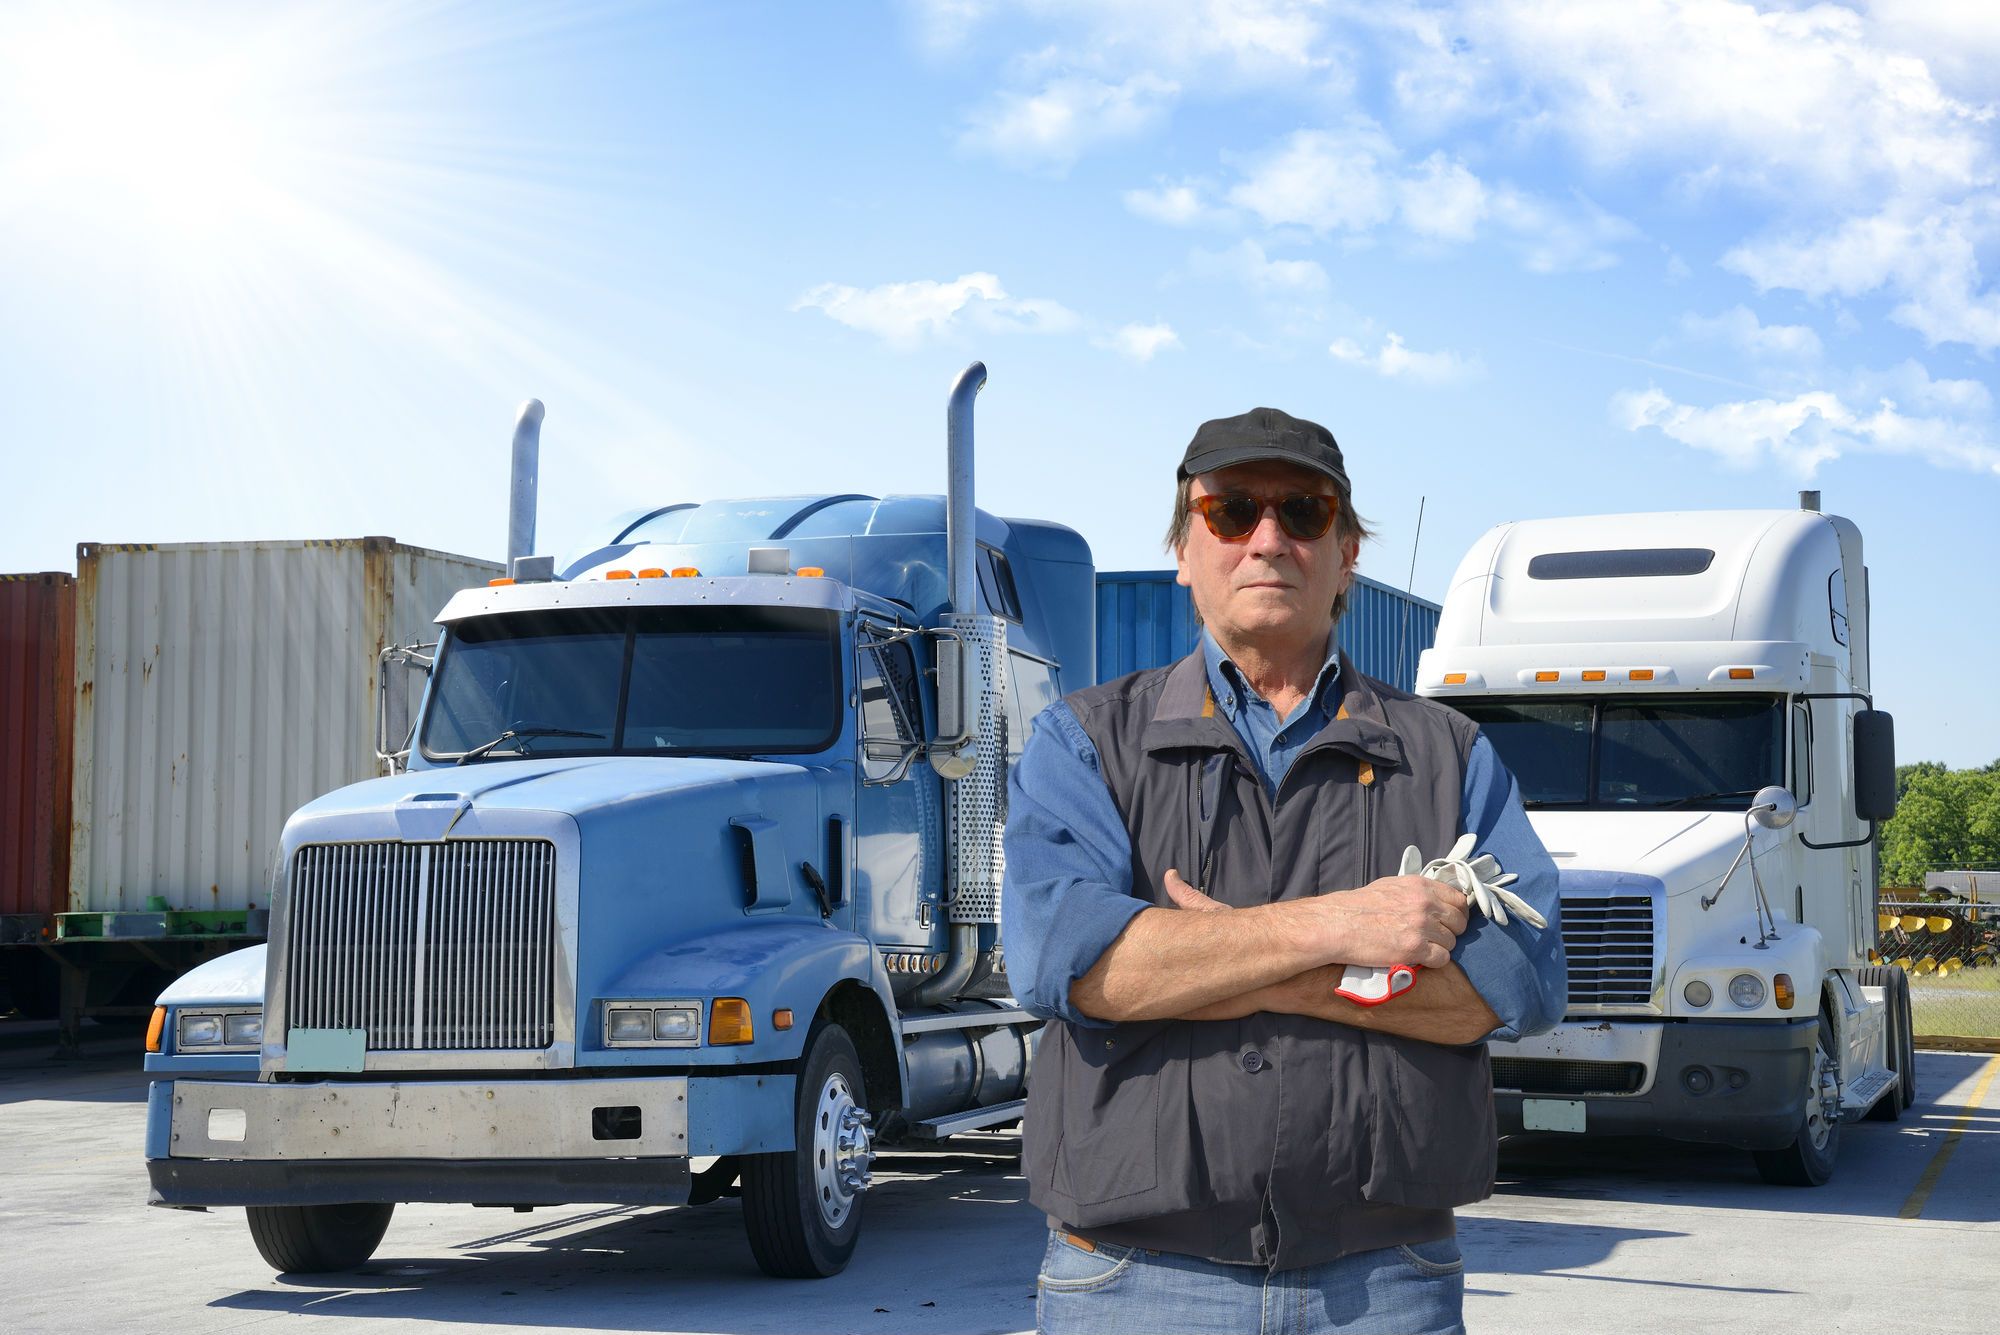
[1200,628,1343,722]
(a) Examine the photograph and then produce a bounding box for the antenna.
[1394,496,1426,689]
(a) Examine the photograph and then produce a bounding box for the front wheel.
[1751,1007,1842,1186]
[245,1202,394,1273]
[741,1021,874,1278]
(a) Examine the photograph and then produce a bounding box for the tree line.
[1881,761,2000,889]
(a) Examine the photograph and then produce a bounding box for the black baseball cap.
[1177,407,1349,489]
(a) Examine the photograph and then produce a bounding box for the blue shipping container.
[1093,571,1440,693]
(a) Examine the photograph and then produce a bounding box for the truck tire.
[741,1021,873,1278]
[1751,1004,1842,1187]
[1858,965,1917,1119]
[245,1203,395,1273]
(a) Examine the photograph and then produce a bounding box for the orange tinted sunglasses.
[1191,492,1338,541]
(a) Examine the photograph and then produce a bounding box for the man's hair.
[1165,473,1376,623]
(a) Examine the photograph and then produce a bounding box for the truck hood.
[1530,809,1783,902]
[290,755,816,833]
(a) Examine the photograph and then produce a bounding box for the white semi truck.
[1417,499,1908,1185]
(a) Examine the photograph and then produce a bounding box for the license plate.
[1522,1098,1586,1133]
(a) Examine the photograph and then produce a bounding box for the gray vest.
[1021,650,1496,1269]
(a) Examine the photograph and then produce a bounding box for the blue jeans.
[1035,1229,1466,1335]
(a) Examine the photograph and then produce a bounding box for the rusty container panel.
[1,573,75,920]
[69,539,499,915]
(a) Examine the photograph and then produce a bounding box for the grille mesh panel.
[285,840,557,1051]
[1561,894,1658,1007]
[1493,1057,1647,1096]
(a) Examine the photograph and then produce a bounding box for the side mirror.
[1749,786,1798,830]
[1853,709,1896,822]
[927,630,977,780]
[376,642,436,774]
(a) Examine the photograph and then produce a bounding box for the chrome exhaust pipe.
[507,398,546,567]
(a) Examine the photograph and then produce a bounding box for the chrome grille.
[284,840,557,1050]
[1561,893,1657,1007]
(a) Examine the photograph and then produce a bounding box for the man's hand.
[1166,868,1466,970]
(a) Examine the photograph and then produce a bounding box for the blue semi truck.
[140,367,1438,1278]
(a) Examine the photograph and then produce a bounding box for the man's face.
[1174,459,1359,652]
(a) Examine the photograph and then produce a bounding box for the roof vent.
[747,546,791,575]
[509,554,556,583]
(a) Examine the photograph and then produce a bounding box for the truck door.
[854,624,943,962]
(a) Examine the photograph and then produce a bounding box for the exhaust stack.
[507,399,546,568]
[913,362,1007,1006]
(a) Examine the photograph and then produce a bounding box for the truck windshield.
[1449,695,1785,809]
[421,606,841,761]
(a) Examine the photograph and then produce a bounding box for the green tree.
[1880,765,2000,886]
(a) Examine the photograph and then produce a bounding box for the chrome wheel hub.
[1805,1039,1838,1151]
[810,1072,873,1229]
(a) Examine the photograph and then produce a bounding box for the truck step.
[907,1099,1025,1139]
[1842,1067,1895,1117]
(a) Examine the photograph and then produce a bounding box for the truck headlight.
[1728,973,1765,1008]
[1683,980,1713,1008]
[603,1001,702,1047]
[175,1007,262,1052]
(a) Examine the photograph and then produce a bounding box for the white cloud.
[1123,178,1223,226]
[1677,306,1824,362]
[960,72,1178,172]
[1485,186,1639,274]
[1329,332,1483,384]
[918,0,1341,85]
[793,272,1079,345]
[1094,320,1182,361]
[1226,123,1398,233]
[1398,151,1486,242]
[1614,377,2000,479]
[1187,239,1327,294]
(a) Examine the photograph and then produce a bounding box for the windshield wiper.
[1652,788,1763,809]
[456,726,606,765]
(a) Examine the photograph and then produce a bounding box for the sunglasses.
[1190,492,1338,542]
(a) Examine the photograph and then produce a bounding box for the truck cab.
[1418,504,1907,1185]
[144,368,1088,1275]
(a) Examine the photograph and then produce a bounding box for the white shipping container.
[68,538,501,915]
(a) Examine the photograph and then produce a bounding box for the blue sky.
[2,0,1997,766]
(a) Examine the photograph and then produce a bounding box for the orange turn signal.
[1774,974,1795,1010]
[606,569,634,580]
[1442,672,1467,685]
[1582,670,1606,682]
[797,567,824,578]
[146,1006,166,1053]
[1729,667,1755,680]
[671,567,701,578]
[1534,671,1560,683]
[1629,669,1655,682]
[773,1008,795,1031]
[637,567,667,579]
[710,997,754,1045]
[488,577,515,587]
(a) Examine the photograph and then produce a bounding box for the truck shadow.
[1492,1050,1997,1226]
[205,1147,1046,1334]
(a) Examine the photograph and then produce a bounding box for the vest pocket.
[1047,1021,1205,1220]
[1363,1035,1499,1208]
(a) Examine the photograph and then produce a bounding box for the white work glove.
[1333,834,1544,1007]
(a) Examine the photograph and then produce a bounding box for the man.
[1001,407,1566,1334]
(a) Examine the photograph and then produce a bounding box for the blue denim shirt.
[1202,630,1344,800]
[1001,650,1566,1044]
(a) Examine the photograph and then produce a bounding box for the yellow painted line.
[1900,1053,2000,1220]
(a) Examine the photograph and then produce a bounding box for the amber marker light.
[1774,974,1795,1010]
[1534,671,1560,683]
[146,1006,166,1053]
[710,998,754,1044]
[1728,667,1755,680]
[1629,669,1655,681]
[1442,672,1467,685]
[671,567,701,578]
[605,569,635,580]
[773,1008,795,1031]
[487,577,515,587]
[797,567,824,578]
[1582,670,1606,682]
[637,567,667,579]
